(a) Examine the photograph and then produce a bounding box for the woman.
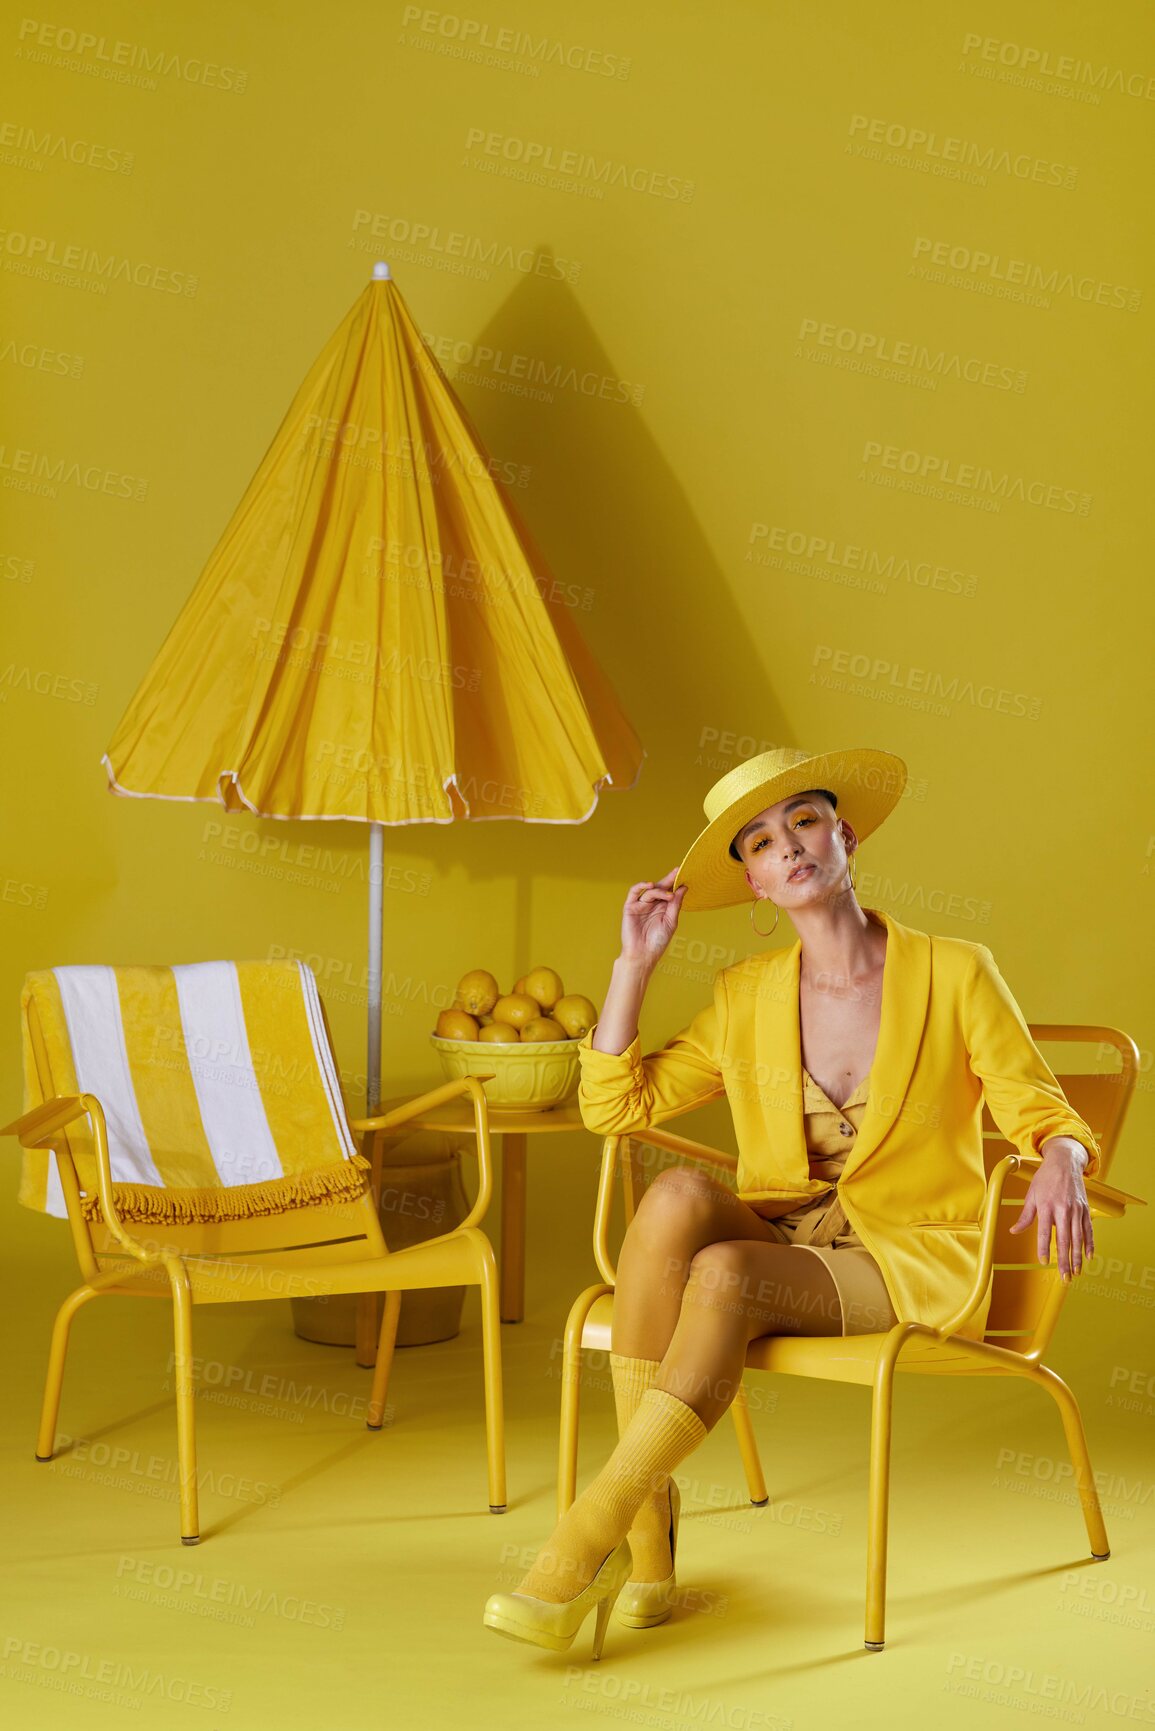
[483,745,1100,1660]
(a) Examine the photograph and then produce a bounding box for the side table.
[368,1092,587,1326]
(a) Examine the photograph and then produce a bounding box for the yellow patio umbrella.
[103,262,645,1107]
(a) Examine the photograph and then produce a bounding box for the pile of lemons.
[435,967,598,1044]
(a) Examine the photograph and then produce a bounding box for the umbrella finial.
[372,261,391,280]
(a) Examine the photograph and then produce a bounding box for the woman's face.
[738,793,856,905]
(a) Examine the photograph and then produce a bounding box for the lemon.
[513,974,528,995]
[522,967,564,1011]
[436,1008,479,1040]
[491,992,540,1030]
[552,994,597,1039]
[521,1016,566,1043]
[478,1021,520,1043]
[454,969,500,1016]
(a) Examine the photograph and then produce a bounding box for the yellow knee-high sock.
[515,1388,707,1605]
[610,1352,674,1582]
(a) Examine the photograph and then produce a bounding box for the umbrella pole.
[368,822,383,1113]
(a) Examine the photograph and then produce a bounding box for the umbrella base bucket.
[291,1133,470,1348]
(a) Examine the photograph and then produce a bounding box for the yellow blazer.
[576,906,1102,1343]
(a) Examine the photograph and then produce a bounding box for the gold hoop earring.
[848,851,858,891]
[750,895,780,937]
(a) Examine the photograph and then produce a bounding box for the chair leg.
[1032,1363,1111,1560]
[474,1234,507,1512]
[556,1283,613,1519]
[729,1379,769,1505]
[366,1293,401,1430]
[557,1325,583,1521]
[167,1265,200,1545]
[864,1356,898,1650]
[355,1291,382,1369]
[36,1284,98,1460]
[499,1132,527,1324]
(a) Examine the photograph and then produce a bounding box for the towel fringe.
[78,1153,373,1226]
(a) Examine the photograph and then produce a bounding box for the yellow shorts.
[746,1201,899,1337]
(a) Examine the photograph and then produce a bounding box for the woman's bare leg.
[611,1165,788,1360]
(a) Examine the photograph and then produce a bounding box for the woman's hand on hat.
[620,869,687,967]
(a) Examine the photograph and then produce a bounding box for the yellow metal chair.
[557,1024,1146,1649]
[3,963,507,1544]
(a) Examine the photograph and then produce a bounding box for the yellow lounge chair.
[3,959,507,1543]
[557,1023,1145,1649]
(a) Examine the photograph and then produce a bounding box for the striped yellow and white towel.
[18,960,371,1224]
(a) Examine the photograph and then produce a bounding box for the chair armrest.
[931,1150,1147,1343]
[2,1096,88,1144]
[1,1093,155,1264]
[590,1125,740,1288]
[351,1074,496,1235]
[348,1069,496,1133]
[929,1153,1020,1341]
[613,1124,738,1175]
[1003,1152,1147,1217]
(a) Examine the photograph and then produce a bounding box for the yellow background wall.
[4,0,1150,1284]
[1,2,1152,1719]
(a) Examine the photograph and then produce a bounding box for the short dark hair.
[729,787,838,861]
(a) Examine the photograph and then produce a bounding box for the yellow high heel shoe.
[483,1537,632,1660]
[616,1477,681,1628]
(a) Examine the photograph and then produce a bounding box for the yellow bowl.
[430,1034,581,1111]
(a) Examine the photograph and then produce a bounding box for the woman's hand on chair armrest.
[1008,1137,1095,1280]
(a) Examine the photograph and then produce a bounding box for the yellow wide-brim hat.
[673,744,908,913]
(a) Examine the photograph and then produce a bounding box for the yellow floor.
[3,1218,1153,1731]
